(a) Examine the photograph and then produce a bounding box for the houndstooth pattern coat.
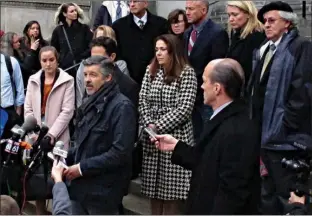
[139,64,197,200]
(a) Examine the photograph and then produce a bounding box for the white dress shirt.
[259,34,283,58]
[210,101,233,120]
[133,11,147,27]
[102,0,129,23]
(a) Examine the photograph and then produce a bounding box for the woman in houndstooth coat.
[139,34,197,214]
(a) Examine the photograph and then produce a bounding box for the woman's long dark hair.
[22,20,45,48]
[55,3,84,25]
[149,34,188,84]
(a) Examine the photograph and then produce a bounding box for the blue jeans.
[192,104,213,142]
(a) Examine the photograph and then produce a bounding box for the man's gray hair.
[82,56,115,78]
[279,11,298,27]
[201,0,210,11]
[209,58,245,99]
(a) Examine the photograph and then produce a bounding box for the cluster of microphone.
[1,115,68,172]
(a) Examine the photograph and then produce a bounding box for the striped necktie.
[116,0,122,20]
[188,29,197,56]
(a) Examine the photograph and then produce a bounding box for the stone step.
[23,195,150,215]
[123,193,150,215]
[23,178,148,215]
[128,177,142,197]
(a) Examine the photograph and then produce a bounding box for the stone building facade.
[0,0,311,40]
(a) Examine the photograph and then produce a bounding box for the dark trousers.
[261,149,304,214]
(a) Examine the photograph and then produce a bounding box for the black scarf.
[77,80,117,120]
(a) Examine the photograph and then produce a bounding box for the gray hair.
[209,58,245,99]
[279,11,298,27]
[0,32,16,56]
[82,56,115,78]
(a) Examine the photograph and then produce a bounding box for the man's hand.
[51,160,64,183]
[64,164,81,181]
[151,134,179,151]
[289,192,305,205]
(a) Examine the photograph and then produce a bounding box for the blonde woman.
[226,1,265,91]
[93,25,116,40]
[51,2,93,78]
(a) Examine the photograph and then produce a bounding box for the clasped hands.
[51,160,81,183]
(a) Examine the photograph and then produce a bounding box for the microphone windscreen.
[54,141,64,150]
[21,116,38,132]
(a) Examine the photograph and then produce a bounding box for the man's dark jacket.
[66,82,136,212]
[183,19,229,104]
[114,65,139,109]
[172,100,260,214]
[112,10,168,85]
[248,28,312,150]
[93,5,112,29]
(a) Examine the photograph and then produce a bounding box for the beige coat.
[24,69,75,149]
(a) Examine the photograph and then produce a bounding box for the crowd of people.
[1,0,312,215]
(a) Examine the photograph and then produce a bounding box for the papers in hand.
[47,152,69,169]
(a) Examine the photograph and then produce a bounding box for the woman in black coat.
[226,1,266,92]
[20,21,49,84]
[51,2,93,78]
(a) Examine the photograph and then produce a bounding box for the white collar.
[269,34,283,48]
[133,11,147,25]
[210,101,233,120]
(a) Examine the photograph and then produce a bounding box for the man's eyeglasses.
[263,18,282,24]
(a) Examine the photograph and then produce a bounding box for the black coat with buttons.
[112,10,168,85]
[51,20,93,76]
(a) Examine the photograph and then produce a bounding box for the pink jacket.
[24,69,75,149]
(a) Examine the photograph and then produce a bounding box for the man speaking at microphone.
[64,56,136,214]
[152,59,260,214]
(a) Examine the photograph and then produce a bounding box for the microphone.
[52,141,68,164]
[32,124,49,151]
[10,116,38,141]
[4,116,37,156]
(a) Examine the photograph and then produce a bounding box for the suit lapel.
[190,19,213,56]
[184,27,192,57]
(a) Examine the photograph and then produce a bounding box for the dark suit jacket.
[93,5,113,29]
[171,100,260,214]
[184,19,229,104]
[112,10,168,85]
[114,65,140,109]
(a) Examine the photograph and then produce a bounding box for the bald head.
[186,0,209,24]
[204,58,245,99]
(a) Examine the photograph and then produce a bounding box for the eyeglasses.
[263,18,282,24]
